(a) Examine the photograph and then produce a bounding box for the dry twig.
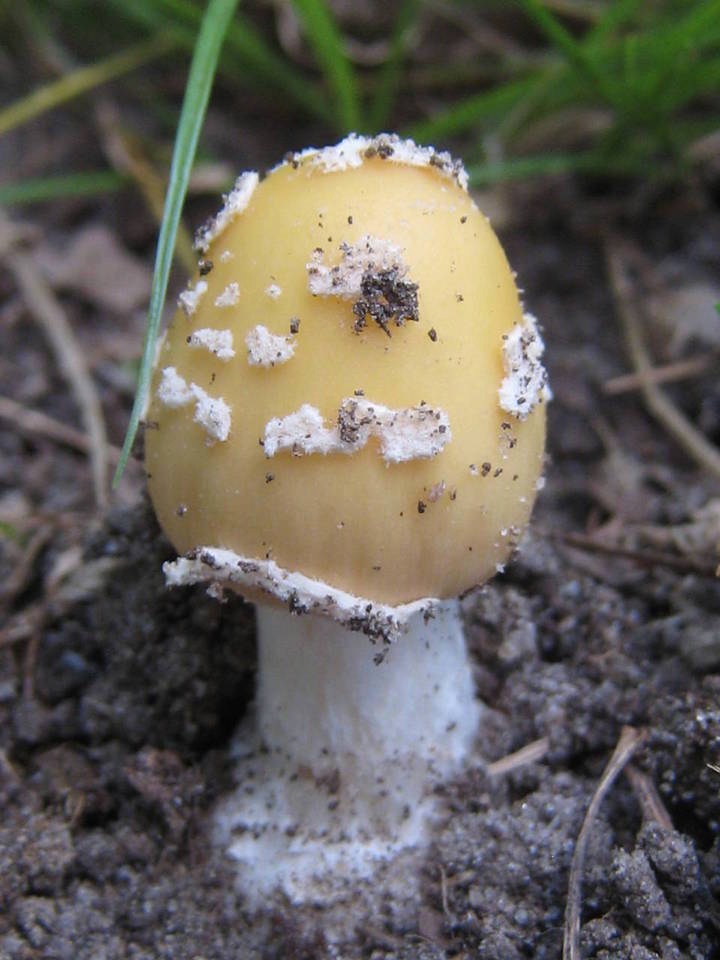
[625,764,674,831]
[540,527,718,578]
[22,619,43,701]
[94,98,196,274]
[440,865,451,916]
[0,394,122,464]
[0,523,54,610]
[0,214,110,509]
[603,354,713,395]
[487,737,550,776]
[361,924,406,950]
[563,725,646,960]
[0,600,48,699]
[0,748,21,785]
[0,603,45,649]
[605,240,720,482]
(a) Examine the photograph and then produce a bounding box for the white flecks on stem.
[187,328,235,360]
[263,398,451,463]
[156,366,231,442]
[245,325,296,367]
[194,171,260,253]
[307,235,408,299]
[214,282,240,308]
[178,279,208,317]
[498,312,552,420]
[163,545,439,643]
[278,133,469,192]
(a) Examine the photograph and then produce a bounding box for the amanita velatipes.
[145,134,549,902]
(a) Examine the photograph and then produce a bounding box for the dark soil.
[2,32,720,960]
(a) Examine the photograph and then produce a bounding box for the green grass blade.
[587,0,643,44]
[467,152,590,186]
[516,0,610,101]
[367,0,420,132]
[114,0,239,486]
[290,0,362,132]
[156,0,332,119]
[112,0,332,122]
[0,170,126,205]
[0,34,173,138]
[405,75,536,143]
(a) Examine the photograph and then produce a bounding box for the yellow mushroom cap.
[145,134,548,608]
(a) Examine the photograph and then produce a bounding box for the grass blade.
[467,152,589,186]
[367,0,421,132]
[290,0,362,132]
[0,34,173,138]
[0,170,126,206]
[405,75,536,143]
[516,0,610,101]
[587,0,643,44]
[214,2,333,121]
[114,0,239,486]
[113,0,332,122]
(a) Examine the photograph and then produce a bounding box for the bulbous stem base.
[215,601,481,904]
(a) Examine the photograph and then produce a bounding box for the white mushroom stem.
[257,600,479,776]
[215,600,481,904]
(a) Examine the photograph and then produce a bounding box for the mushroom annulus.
[145,134,549,903]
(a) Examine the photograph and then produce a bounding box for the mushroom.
[145,133,549,903]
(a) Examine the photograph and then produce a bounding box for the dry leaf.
[648,282,720,357]
[36,225,151,313]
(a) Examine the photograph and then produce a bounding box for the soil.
[2,26,720,960]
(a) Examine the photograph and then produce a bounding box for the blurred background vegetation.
[1,0,718,469]
[3,0,719,199]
